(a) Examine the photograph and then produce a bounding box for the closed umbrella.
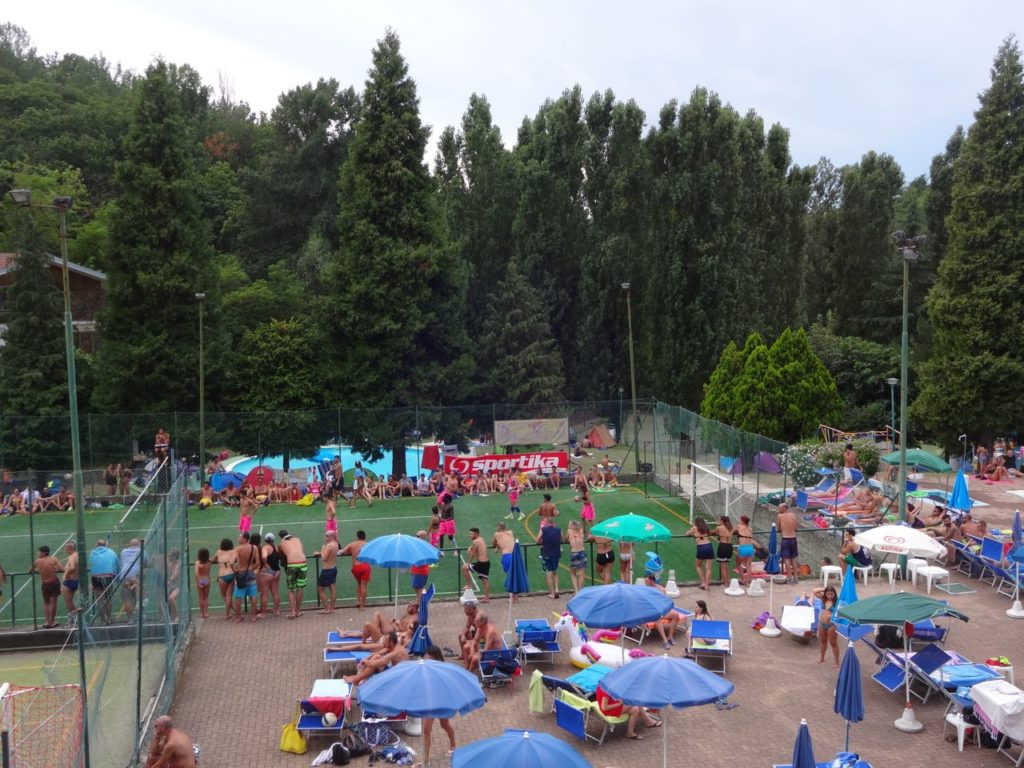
[357,534,440,617]
[589,514,671,543]
[452,729,591,768]
[760,523,782,637]
[1008,510,1024,619]
[791,719,817,768]
[601,654,734,768]
[836,592,968,732]
[834,642,865,751]
[503,540,529,632]
[408,583,435,656]
[948,468,973,515]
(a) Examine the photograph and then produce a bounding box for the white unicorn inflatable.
[551,612,648,669]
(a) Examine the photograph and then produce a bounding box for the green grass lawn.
[0,484,697,626]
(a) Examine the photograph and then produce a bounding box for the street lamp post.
[886,377,899,452]
[8,190,90,765]
[196,293,206,483]
[618,386,624,444]
[621,283,640,473]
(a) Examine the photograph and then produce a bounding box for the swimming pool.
[224,446,426,478]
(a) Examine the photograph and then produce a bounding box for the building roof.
[0,253,106,282]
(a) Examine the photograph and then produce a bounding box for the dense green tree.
[0,213,69,468]
[769,327,842,440]
[801,158,843,323]
[701,333,764,426]
[917,38,1024,445]
[329,30,472,472]
[478,260,566,403]
[230,318,324,472]
[92,60,220,414]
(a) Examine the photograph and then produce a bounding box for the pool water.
[225,446,426,478]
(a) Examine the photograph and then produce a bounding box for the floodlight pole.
[196,293,206,483]
[622,283,640,473]
[886,377,898,453]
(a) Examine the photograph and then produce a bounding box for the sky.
[8,1,1024,179]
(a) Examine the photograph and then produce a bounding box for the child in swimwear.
[427,506,441,549]
[195,548,212,618]
[567,520,586,593]
[309,479,321,500]
[325,489,338,534]
[579,489,595,534]
[505,479,521,521]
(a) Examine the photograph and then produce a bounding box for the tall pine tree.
[329,30,472,470]
[0,213,69,468]
[917,38,1024,444]
[93,60,219,416]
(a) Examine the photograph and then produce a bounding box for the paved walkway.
[170,575,1021,767]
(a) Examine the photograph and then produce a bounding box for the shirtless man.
[457,603,479,660]
[463,528,491,602]
[61,541,80,618]
[335,601,418,645]
[145,715,195,768]
[344,630,409,685]
[466,613,501,672]
[32,545,63,628]
[492,522,515,577]
[277,530,307,619]
[341,530,370,609]
[232,532,259,623]
[533,494,559,524]
[153,428,171,463]
[318,532,340,613]
[590,534,615,584]
[842,443,860,483]
[777,503,800,584]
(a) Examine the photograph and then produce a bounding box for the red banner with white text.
[444,451,569,476]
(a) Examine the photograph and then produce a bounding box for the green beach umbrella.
[834,592,968,626]
[590,513,671,543]
[879,448,952,473]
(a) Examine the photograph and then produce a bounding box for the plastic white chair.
[943,711,979,751]
[878,563,901,587]
[820,565,843,588]
[851,565,871,585]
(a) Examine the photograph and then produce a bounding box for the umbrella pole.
[760,575,781,637]
[662,712,668,768]
[845,720,851,753]
[1008,562,1024,619]
[894,632,923,732]
[395,570,400,619]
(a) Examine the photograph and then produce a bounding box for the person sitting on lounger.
[336,602,419,643]
[343,631,409,685]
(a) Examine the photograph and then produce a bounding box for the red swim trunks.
[351,562,371,583]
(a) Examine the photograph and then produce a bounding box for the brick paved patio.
[170,572,1021,767]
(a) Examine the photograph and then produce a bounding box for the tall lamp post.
[621,282,640,473]
[8,190,90,765]
[196,293,206,483]
[886,377,899,452]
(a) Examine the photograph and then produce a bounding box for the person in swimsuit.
[194,548,212,618]
[278,530,307,619]
[438,501,457,545]
[341,530,370,609]
[166,549,182,622]
[537,521,563,598]
[505,480,522,521]
[735,515,757,585]
[343,630,409,685]
[491,522,515,576]
[464,528,491,602]
[104,464,118,496]
[686,517,714,590]
[579,489,595,535]
[317,531,340,613]
[232,532,261,623]
[839,528,872,570]
[813,584,840,666]
[153,427,170,462]
[619,541,634,584]
[567,520,586,593]
[32,545,63,629]
[61,541,80,619]
[410,530,432,600]
[213,538,236,620]
[713,516,734,585]
[259,533,281,616]
[427,506,442,550]
[421,646,459,764]
[590,534,615,584]
[324,487,338,535]
[777,503,800,585]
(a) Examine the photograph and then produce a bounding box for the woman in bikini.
[713,515,734,586]
[686,517,714,590]
[260,533,282,617]
[813,584,841,667]
[567,520,586,594]
[579,489,595,535]
[194,548,212,619]
[213,538,236,620]
[735,515,756,585]
[104,464,118,496]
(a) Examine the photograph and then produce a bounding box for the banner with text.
[444,451,569,476]
[494,418,569,446]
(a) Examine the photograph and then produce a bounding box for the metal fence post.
[77,605,91,768]
[28,472,37,632]
[133,539,145,766]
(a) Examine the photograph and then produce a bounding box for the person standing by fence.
[32,546,63,629]
[119,539,143,621]
[88,539,119,625]
[61,541,79,620]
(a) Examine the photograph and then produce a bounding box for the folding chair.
[515,619,561,666]
[540,673,588,712]
[480,639,520,690]
[905,643,953,704]
[871,654,907,693]
[687,620,733,675]
[908,619,948,649]
[554,690,628,745]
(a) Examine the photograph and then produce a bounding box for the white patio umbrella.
[854,524,945,559]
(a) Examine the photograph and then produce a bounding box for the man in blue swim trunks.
[777,503,800,584]
[317,531,339,613]
[536,519,563,599]
[492,522,515,575]
[61,541,80,619]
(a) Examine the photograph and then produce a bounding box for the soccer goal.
[688,463,756,524]
[0,682,84,768]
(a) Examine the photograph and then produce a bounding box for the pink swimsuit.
[581,501,595,521]
[238,513,252,533]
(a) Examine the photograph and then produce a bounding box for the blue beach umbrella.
[791,719,817,768]
[452,729,591,768]
[949,468,973,515]
[358,533,440,616]
[834,642,865,752]
[408,583,435,656]
[1008,511,1024,613]
[566,583,672,629]
[503,540,529,631]
[602,655,734,768]
[834,565,870,641]
[358,658,485,718]
[763,523,782,622]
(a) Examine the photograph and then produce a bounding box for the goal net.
[0,683,83,768]
[688,463,757,523]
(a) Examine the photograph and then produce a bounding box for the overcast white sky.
[9,2,1023,178]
